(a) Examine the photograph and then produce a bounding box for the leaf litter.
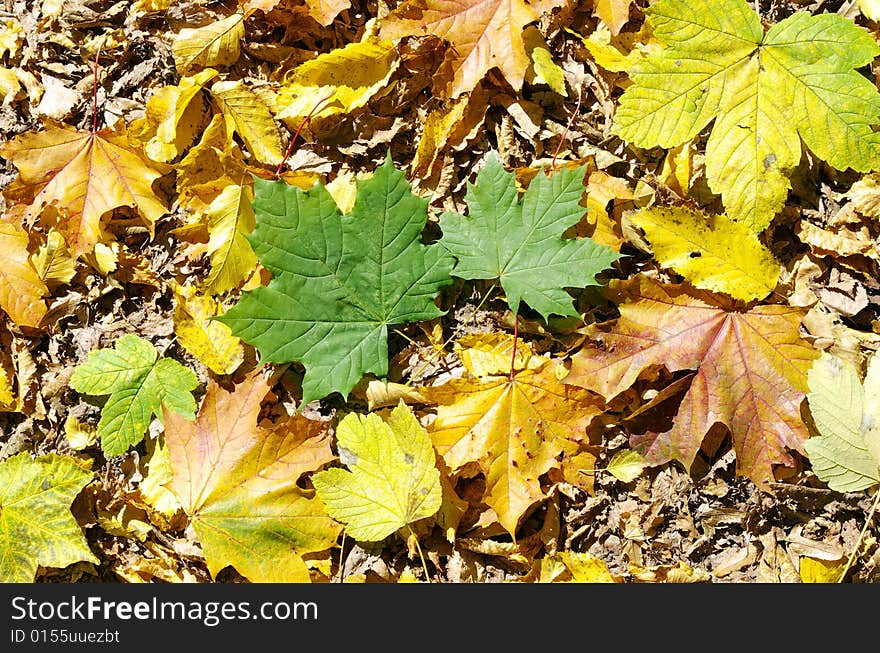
[0,0,877,584]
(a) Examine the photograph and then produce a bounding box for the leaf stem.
[92,40,103,134]
[837,487,880,583]
[509,312,519,381]
[274,92,335,178]
[408,525,431,582]
[402,282,498,387]
[550,91,582,171]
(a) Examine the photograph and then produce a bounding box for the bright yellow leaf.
[628,205,780,302]
[132,69,217,163]
[540,551,618,582]
[799,556,847,583]
[605,449,646,482]
[63,414,98,451]
[0,222,48,328]
[171,282,244,376]
[276,39,400,125]
[0,19,23,58]
[210,79,284,166]
[172,13,244,74]
[524,26,566,96]
[595,0,634,35]
[411,89,488,181]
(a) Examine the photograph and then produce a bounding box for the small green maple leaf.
[438,154,619,321]
[217,154,455,406]
[0,453,98,582]
[612,0,880,231]
[69,334,198,457]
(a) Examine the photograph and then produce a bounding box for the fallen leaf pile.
[0,0,878,584]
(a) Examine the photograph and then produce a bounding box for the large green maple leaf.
[0,453,98,582]
[612,0,880,231]
[217,155,454,405]
[438,155,619,321]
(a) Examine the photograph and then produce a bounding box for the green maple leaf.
[0,453,98,582]
[805,352,880,492]
[612,0,880,231]
[69,334,198,457]
[312,401,442,542]
[438,154,619,321]
[217,154,454,405]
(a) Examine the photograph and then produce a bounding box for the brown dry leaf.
[0,222,48,328]
[0,120,169,259]
[378,0,540,98]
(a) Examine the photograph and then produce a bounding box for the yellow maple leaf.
[202,182,258,295]
[0,120,169,259]
[420,334,604,536]
[378,0,538,98]
[0,222,48,328]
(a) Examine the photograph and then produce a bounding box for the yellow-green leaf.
[799,557,846,583]
[628,205,780,302]
[0,453,97,582]
[612,0,880,231]
[524,26,566,96]
[805,351,880,492]
[605,449,646,483]
[210,80,284,166]
[172,14,244,74]
[311,401,442,542]
[202,182,258,295]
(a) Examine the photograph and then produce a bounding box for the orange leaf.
[421,339,603,535]
[0,121,169,259]
[564,276,820,485]
[0,222,47,328]
[162,371,340,582]
[378,0,539,98]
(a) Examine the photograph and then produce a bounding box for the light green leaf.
[605,449,647,483]
[312,402,442,542]
[438,154,619,321]
[69,335,198,457]
[217,154,455,406]
[613,0,880,231]
[0,453,97,582]
[805,352,880,492]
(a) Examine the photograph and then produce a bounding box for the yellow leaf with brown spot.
[0,222,48,328]
[628,205,780,302]
[210,79,284,166]
[172,13,244,74]
[171,283,244,376]
[421,335,604,536]
[0,121,169,259]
